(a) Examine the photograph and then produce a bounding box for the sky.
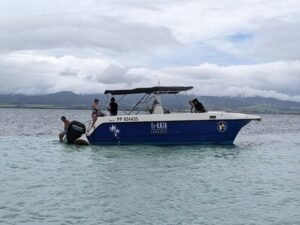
[0,0,300,101]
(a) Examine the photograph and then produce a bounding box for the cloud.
[1,0,300,65]
[97,64,127,84]
[207,19,300,63]
[1,52,300,102]
[158,61,300,99]
[249,19,300,61]
[96,64,143,85]
[0,13,179,54]
[0,0,300,102]
[0,53,109,94]
[59,68,80,77]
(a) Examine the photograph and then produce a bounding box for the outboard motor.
[66,121,86,144]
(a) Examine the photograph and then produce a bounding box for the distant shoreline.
[0,105,90,110]
[1,91,300,114]
[1,105,300,115]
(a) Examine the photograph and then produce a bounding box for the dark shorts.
[63,128,68,134]
[92,113,97,119]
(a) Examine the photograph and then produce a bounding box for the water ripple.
[0,109,300,224]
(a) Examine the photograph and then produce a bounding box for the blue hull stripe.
[87,119,250,145]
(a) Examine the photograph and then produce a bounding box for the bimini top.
[104,86,193,95]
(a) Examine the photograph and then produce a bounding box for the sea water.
[0,108,299,225]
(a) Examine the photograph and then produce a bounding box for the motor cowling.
[66,121,86,144]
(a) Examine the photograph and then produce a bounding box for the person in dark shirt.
[107,97,118,116]
[190,98,206,113]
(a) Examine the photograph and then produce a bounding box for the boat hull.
[87,119,251,145]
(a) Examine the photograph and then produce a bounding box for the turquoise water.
[0,108,299,225]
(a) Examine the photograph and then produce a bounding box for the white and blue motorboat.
[68,86,261,145]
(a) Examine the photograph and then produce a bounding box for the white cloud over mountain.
[0,0,300,101]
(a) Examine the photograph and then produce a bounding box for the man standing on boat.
[107,97,118,116]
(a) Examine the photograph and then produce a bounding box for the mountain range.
[1,91,300,113]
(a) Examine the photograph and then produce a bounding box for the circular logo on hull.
[217,121,227,132]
